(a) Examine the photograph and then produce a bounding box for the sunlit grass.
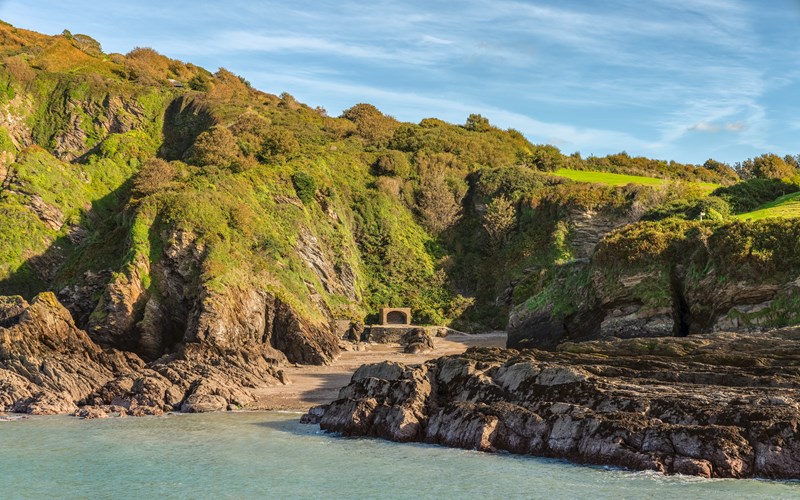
[552,168,720,193]
[735,192,800,220]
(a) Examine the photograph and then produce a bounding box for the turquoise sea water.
[0,412,797,499]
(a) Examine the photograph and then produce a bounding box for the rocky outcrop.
[0,291,290,415]
[509,220,800,350]
[86,227,340,365]
[400,328,434,354]
[310,329,800,479]
[0,293,141,414]
[89,342,287,414]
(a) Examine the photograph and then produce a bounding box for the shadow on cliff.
[0,179,135,327]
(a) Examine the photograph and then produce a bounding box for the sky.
[1,0,798,165]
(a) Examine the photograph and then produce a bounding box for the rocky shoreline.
[305,329,800,479]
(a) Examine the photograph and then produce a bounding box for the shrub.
[712,178,799,213]
[464,113,492,132]
[373,150,410,177]
[520,144,564,172]
[185,125,240,169]
[291,171,316,204]
[188,74,211,91]
[642,196,731,221]
[482,195,516,248]
[341,103,399,147]
[261,128,300,161]
[132,158,179,196]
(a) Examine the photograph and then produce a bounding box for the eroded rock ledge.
[308,330,800,479]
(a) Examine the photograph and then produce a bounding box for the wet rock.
[314,329,800,479]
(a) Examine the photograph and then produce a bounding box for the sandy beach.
[250,332,507,411]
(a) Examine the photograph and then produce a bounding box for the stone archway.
[386,310,407,325]
[379,307,411,326]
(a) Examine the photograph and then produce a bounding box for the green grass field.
[552,169,720,193]
[736,192,800,220]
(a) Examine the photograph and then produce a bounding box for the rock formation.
[0,293,141,414]
[0,292,290,415]
[509,220,800,350]
[309,329,800,479]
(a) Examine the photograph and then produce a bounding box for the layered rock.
[0,293,141,414]
[0,292,289,415]
[509,220,800,350]
[310,329,800,479]
[86,227,340,365]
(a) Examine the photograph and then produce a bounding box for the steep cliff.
[509,218,800,349]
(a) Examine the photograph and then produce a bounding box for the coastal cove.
[1,412,797,499]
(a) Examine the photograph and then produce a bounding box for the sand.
[250,332,507,411]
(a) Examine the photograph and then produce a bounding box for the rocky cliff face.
[0,292,291,415]
[509,219,800,350]
[0,293,141,414]
[309,330,800,479]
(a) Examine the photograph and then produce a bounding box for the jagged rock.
[57,269,113,328]
[0,292,142,414]
[311,329,800,479]
[27,194,64,230]
[400,328,434,354]
[86,227,340,365]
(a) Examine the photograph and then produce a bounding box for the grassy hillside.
[736,192,800,220]
[552,168,720,193]
[0,20,797,341]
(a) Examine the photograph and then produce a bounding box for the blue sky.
[1,0,798,164]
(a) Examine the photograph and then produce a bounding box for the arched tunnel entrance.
[380,308,411,326]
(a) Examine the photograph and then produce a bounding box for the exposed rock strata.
[0,293,141,414]
[310,329,800,479]
[0,292,289,415]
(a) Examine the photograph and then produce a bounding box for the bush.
[373,150,410,177]
[482,195,516,248]
[712,179,799,213]
[642,196,731,221]
[291,171,316,204]
[341,103,399,147]
[261,128,299,161]
[188,74,210,92]
[185,125,240,169]
[520,145,564,172]
[132,158,179,196]
[465,113,492,132]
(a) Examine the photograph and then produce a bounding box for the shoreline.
[248,331,508,412]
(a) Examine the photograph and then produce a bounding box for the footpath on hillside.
[250,332,507,411]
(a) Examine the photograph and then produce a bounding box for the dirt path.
[250,332,507,411]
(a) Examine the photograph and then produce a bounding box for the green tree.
[464,113,492,132]
[752,154,796,180]
[185,125,239,169]
[482,195,516,248]
[415,162,463,234]
[341,103,399,147]
[703,158,738,181]
[520,145,564,172]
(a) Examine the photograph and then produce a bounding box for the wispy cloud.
[0,0,797,163]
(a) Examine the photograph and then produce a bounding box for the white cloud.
[690,122,721,132]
